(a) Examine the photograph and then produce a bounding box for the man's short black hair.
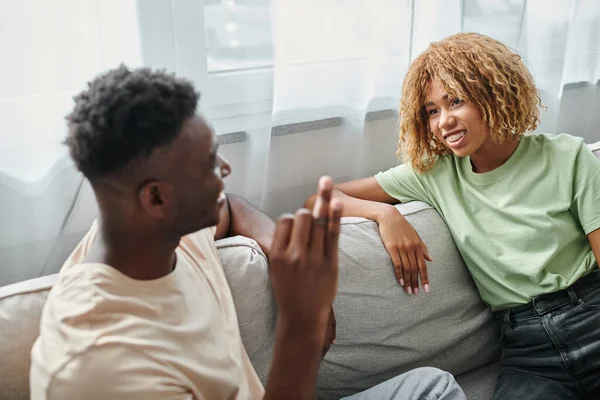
[65,65,199,179]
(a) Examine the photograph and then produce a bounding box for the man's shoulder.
[32,265,110,383]
[41,264,122,336]
[42,262,175,342]
[34,263,180,377]
[46,264,98,318]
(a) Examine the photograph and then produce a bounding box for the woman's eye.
[451,98,463,106]
[428,109,438,116]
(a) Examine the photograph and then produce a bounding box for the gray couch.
[1,142,598,400]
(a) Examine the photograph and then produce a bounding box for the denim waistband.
[494,269,600,321]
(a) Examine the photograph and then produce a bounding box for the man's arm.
[215,193,275,259]
[263,176,342,399]
[588,228,600,269]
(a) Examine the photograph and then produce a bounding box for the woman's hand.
[376,206,432,295]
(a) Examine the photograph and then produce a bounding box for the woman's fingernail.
[424,284,430,293]
[414,288,419,296]
[399,279,404,286]
[407,287,412,295]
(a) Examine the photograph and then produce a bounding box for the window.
[204,0,273,73]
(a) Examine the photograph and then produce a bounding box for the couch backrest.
[317,202,500,399]
[0,275,56,400]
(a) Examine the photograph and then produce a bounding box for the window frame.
[136,0,275,135]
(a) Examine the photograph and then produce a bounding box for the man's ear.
[139,180,175,219]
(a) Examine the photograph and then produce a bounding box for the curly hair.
[399,33,542,173]
[65,65,199,180]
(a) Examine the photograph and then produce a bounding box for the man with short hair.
[30,65,466,399]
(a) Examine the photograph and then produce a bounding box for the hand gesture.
[269,176,342,348]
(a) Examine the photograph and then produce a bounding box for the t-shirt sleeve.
[375,163,432,204]
[42,345,193,400]
[570,142,600,234]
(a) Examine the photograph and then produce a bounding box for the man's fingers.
[311,176,333,255]
[312,176,333,219]
[272,214,294,254]
[290,208,312,250]
[326,199,342,267]
[417,252,430,293]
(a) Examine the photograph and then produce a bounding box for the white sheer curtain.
[0,0,141,181]
[1,0,599,285]
[0,0,141,285]
[234,0,600,215]
[272,0,412,123]
[269,0,600,131]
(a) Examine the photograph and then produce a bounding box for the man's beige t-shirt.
[30,222,265,400]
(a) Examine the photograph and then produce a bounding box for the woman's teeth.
[446,131,466,143]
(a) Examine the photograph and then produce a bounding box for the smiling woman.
[399,32,542,173]
[306,32,600,399]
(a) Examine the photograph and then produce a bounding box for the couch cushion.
[455,359,501,399]
[221,204,501,400]
[218,236,276,383]
[590,140,600,156]
[315,201,500,400]
[0,275,56,400]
